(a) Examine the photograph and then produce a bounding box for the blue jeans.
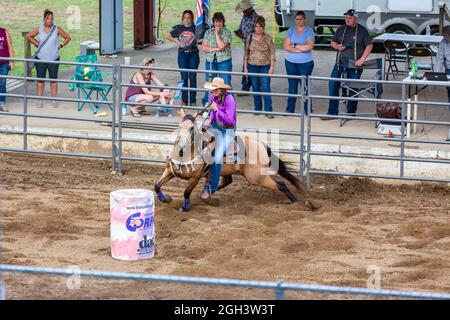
[248,64,272,112]
[202,58,232,106]
[285,59,314,113]
[328,64,363,115]
[178,51,200,105]
[208,121,236,193]
[0,62,9,105]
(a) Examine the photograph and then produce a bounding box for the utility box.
[100,0,123,55]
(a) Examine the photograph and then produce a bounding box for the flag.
[195,0,209,40]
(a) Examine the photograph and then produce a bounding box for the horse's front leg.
[154,168,174,203]
[180,175,202,212]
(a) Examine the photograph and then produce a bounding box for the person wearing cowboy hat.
[200,77,237,200]
[234,0,259,94]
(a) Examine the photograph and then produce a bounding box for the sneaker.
[35,100,44,108]
[0,105,8,112]
[200,190,210,200]
[167,112,173,118]
[200,186,211,200]
[52,101,59,108]
[265,114,275,119]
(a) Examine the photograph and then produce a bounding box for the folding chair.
[340,58,384,127]
[69,54,112,115]
[407,47,434,71]
[383,40,408,80]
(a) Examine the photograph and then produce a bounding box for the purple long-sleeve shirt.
[209,93,236,127]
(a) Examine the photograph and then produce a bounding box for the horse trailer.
[274,0,450,40]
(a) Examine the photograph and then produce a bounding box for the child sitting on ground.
[156,84,175,118]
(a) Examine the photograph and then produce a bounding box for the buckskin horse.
[154,114,315,212]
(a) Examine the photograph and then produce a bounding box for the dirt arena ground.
[0,152,449,299]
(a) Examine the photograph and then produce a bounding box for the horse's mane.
[182,114,196,124]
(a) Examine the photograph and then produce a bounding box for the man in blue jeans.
[323,9,373,120]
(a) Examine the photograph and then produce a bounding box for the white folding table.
[402,76,450,137]
[373,33,443,46]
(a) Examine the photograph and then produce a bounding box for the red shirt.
[0,28,10,64]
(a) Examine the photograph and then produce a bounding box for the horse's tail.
[265,144,304,190]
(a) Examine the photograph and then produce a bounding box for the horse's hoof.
[179,206,191,212]
[159,194,172,203]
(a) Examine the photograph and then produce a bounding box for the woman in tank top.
[124,58,165,118]
[26,9,71,108]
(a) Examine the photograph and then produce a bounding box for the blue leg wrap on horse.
[157,191,166,202]
[182,198,191,211]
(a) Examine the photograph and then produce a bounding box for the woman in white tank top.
[26,9,71,107]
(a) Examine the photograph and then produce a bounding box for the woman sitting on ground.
[124,58,164,118]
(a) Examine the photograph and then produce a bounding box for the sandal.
[130,110,142,118]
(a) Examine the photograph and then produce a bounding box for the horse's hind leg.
[250,174,299,203]
[154,169,174,203]
[217,175,233,191]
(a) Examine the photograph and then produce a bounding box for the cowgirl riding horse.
[154,77,316,212]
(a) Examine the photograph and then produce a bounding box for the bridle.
[168,116,211,177]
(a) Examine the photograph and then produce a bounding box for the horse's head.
[175,114,197,158]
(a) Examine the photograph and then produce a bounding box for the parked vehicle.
[274,0,449,41]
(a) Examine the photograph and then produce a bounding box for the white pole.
[413,94,418,134]
[407,98,411,138]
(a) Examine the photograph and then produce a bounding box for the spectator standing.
[165,10,200,107]
[26,9,71,108]
[283,11,315,114]
[0,26,14,112]
[435,25,450,111]
[243,16,276,118]
[201,12,233,106]
[323,9,372,119]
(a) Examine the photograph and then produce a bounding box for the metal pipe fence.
[1,264,450,300]
[1,56,450,300]
[306,75,450,189]
[0,57,116,171]
[1,57,449,182]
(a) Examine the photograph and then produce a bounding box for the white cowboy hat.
[204,77,232,91]
[235,0,255,13]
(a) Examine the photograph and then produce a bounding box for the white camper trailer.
[274,0,449,39]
